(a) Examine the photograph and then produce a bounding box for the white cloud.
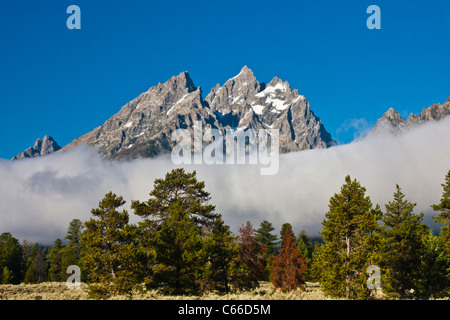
[1,117,450,244]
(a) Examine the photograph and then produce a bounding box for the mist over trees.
[1,169,449,299]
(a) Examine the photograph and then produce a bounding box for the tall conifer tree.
[81,192,146,298]
[381,184,429,298]
[314,175,382,299]
[432,170,450,254]
[271,225,308,292]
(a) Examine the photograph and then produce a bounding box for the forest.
[1,168,449,300]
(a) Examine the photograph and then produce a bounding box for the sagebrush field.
[0,281,328,300]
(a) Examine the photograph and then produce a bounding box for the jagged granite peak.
[206,67,336,152]
[407,96,450,126]
[369,96,450,136]
[59,71,219,159]
[56,66,336,159]
[12,135,61,160]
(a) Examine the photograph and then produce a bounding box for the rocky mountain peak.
[154,71,197,95]
[369,96,450,137]
[12,135,61,160]
[49,66,336,159]
[383,107,401,119]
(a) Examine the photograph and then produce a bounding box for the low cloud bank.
[1,117,450,244]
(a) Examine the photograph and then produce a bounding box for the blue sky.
[0,0,449,159]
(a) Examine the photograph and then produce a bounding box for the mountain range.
[11,66,450,160]
[369,97,450,136]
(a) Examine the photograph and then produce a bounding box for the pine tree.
[432,170,450,255]
[381,184,429,298]
[297,230,313,259]
[81,192,146,298]
[47,239,65,282]
[65,219,84,258]
[0,233,23,284]
[132,169,229,295]
[61,219,85,282]
[255,220,278,257]
[2,267,12,284]
[271,225,308,292]
[151,199,204,295]
[132,168,219,230]
[314,175,382,299]
[201,216,241,294]
[254,220,278,281]
[24,243,46,284]
[418,232,450,298]
[237,221,267,290]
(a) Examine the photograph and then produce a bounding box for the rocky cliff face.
[370,97,450,136]
[59,66,336,159]
[12,135,61,160]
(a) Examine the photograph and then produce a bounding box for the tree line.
[1,168,449,299]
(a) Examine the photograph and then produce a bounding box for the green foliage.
[417,232,450,298]
[255,220,278,257]
[380,184,428,298]
[47,239,65,282]
[432,170,450,255]
[254,220,279,281]
[201,216,242,294]
[297,230,313,260]
[131,168,241,295]
[24,243,47,284]
[81,192,146,299]
[0,233,23,284]
[2,267,12,284]
[314,175,382,299]
[151,199,204,295]
[60,219,85,282]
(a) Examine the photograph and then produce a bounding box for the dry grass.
[0,282,89,300]
[0,281,329,300]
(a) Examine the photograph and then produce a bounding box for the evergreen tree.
[381,184,429,298]
[297,230,314,281]
[418,232,450,298]
[2,267,12,284]
[65,218,84,258]
[24,243,46,284]
[314,175,382,299]
[132,168,219,230]
[81,192,146,298]
[47,239,65,282]
[132,169,230,295]
[432,170,450,255]
[0,233,23,284]
[297,230,313,259]
[151,199,204,295]
[254,220,278,281]
[237,221,267,290]
[61,219,85,281]
[201,216,241,294]
[23,260,36,284]
[255,220,278,257]
[271,225,308,292]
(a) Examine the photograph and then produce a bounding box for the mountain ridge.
[12,66,449,161]
[57,66,336,159]
[369,96,450,136]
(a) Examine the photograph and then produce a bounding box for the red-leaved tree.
[271,225,309,292]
